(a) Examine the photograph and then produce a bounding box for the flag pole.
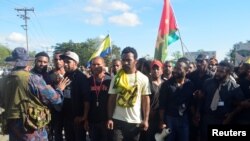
[105,31,113,74]
[87,34,112,67]
[177,29,192,58]
[170,0,184,57]
[106,31,113,62]
[170,0,189,58]
[177,30,185,56]
[108,32,113,60]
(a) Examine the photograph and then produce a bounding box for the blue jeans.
[165,115,189,141]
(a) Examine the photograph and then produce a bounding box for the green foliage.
[171,51,183,62]
[226,44,236,64]
[197,49,205,52]
[53,38,121,67]
[0,44,11,66]
[0,45,36,67]
[29,51,36,58]
[105,44,121,68]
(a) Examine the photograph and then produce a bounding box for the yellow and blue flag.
[87,34,111,67]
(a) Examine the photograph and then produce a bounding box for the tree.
[171,51,183,62]
[29,51,36,58]
[197,49,205,52]
[104,44,121,68]
[0,44,11,66]
[53,38,121,67]
[226,44,236,64]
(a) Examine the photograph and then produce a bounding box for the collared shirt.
[30,68,50,84]
[202,78,245,118]
[0,70,63,141]
[28,73,63,105]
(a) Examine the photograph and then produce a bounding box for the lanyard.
[93,76,104,106]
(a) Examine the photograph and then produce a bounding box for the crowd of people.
[0,46,250,141]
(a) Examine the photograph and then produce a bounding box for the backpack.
[0,76,8,134]
[0,71,51,132]
[21,91,51,131]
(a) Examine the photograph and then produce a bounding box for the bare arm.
[142,95,150,122]
[74,101,90,125]
[159,109,167,129]
[107,94,117,119]
[107,94,117,130]
[141,95,150,131]
[83,101,90,121]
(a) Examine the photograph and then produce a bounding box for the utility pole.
[43,46,53,57]
[15,8,34,52]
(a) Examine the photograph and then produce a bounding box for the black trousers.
[113,119,141,141]
[89,121,113,141]
[63,99,86,141]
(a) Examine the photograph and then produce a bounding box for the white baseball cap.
[60,51,79,63]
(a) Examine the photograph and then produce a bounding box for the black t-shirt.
[88,74,111,123]
[64,69,90,117]
[159,78,195,117]
[233,78,250,123]
[150,80,164,111]
[187,69,214,90]
[239,78,250,99]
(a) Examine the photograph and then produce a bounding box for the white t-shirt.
[108,71,151,123]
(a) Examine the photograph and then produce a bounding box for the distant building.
[184,51,216,62]
[234,41,250,66]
